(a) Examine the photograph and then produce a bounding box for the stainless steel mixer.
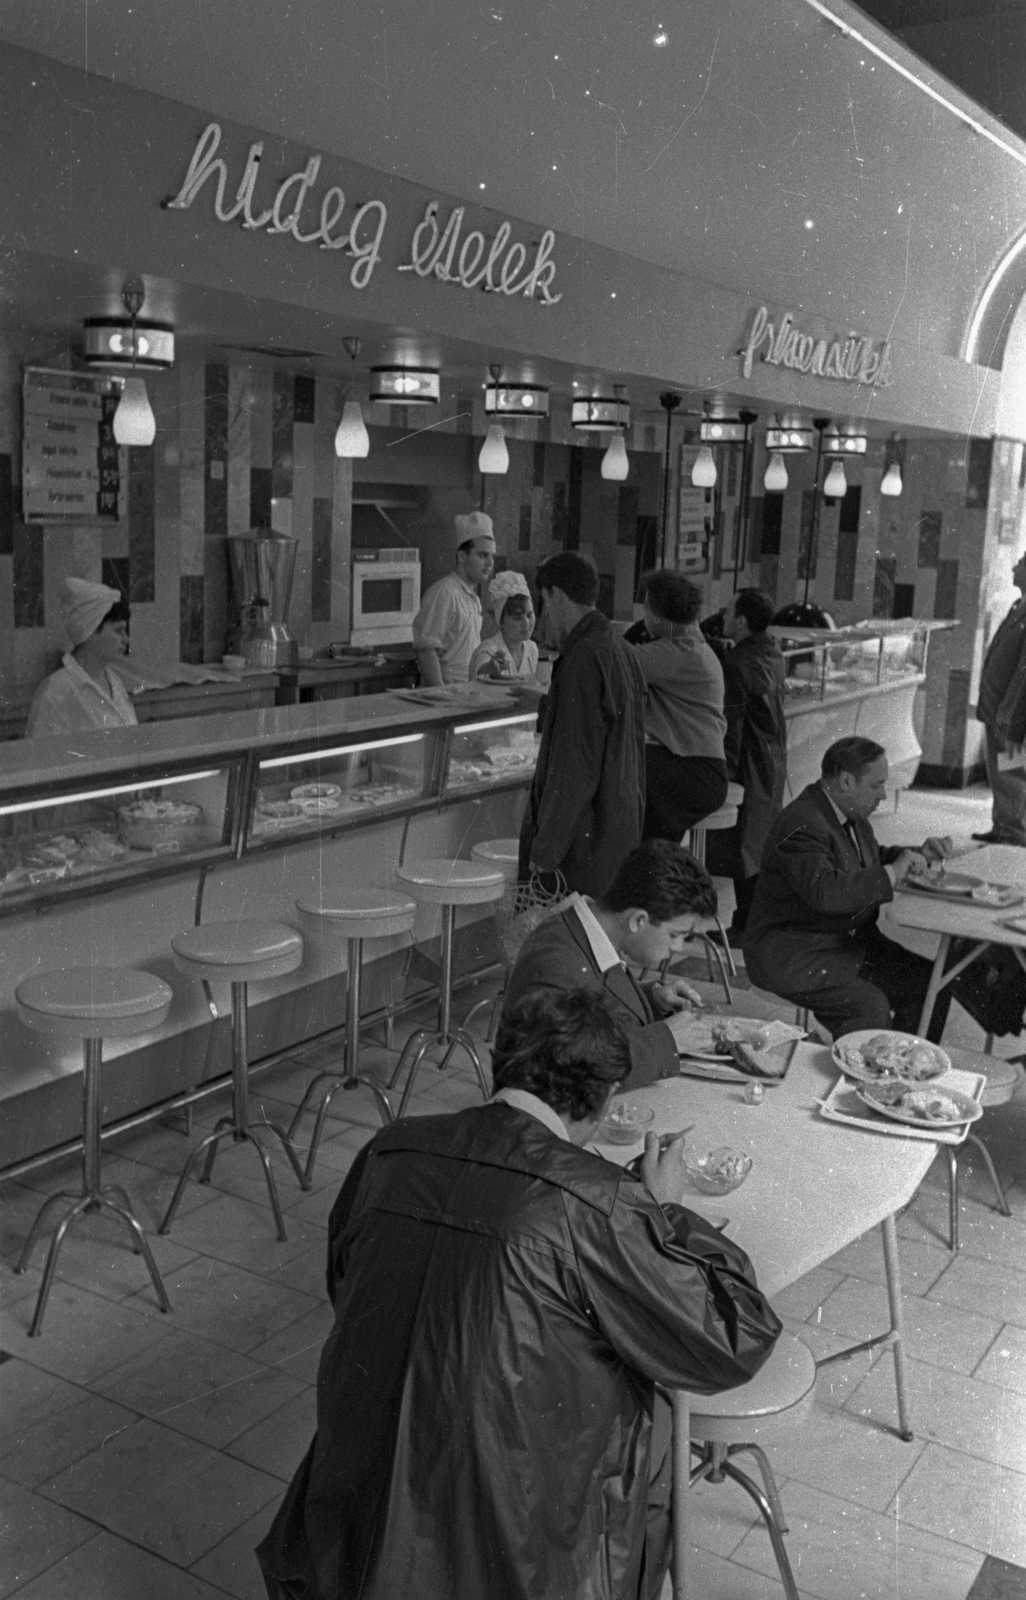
[227,530,299,668]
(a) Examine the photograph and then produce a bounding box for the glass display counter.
[775,623,930,705]
[442,712,539,800]
[245,727,441,849]
[0,759,241,916]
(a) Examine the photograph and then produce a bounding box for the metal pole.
[731,410,759,593]
[804,419,829,608]
[659,392,681,567]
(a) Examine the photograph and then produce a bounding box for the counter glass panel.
[248,730,435,845]
[777,624,929,704]
[0,762,238,912]
[444,713,539,797]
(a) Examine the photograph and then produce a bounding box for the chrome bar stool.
[15,965,174,1337]
[160,921,307,1241]
[669,1332,816,1600]
[389,858,506,1119]
[463,838,521,1043]
[290,888,417,1183]
[685,781,745,980]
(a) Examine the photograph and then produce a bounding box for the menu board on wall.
[21,368,126,523]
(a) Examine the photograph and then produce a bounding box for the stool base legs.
[160,981,309,1242]
[388,905,492,1119]
[14,1041,170,1337]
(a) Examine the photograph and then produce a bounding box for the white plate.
[819,1067,985,1144]
[971,883,1025,908]
[831,1029,950,1084]
[856,1082,983,1130]
[671,1016,769,1063]
[905,870,982,895]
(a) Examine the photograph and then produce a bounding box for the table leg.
[881,1212,914,1442]
[671,1390,692,1600]
[915,933,951,1040]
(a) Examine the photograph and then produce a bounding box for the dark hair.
[500,592,533,623]
[536,551,599,606]
[640,569,702,625]
[733,589,774,634]
[599,839,717,920]
[492,989,631,1121]
[103,595,130,629]
[821,736,886,781]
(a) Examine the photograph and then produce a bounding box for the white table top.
[892,843,1026,944]
[599,1043,937,1298]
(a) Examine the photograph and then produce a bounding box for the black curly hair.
[492,989,631,1123]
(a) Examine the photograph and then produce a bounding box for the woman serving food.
[469,571,539,681]
[26,576,137,738]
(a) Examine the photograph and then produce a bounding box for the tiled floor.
[2,785,1026,1599]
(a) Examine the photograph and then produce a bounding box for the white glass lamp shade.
[601,432,629,481]
[478,424,509,475]
[335,399,370,458]
[691,445,717,488]
[764,451,789,493]
[113,377,156,446]
[823,459,847,498]
[880,461,903,497]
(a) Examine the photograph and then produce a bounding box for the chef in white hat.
[26,576,138,738]
[469,570,539,681]
[412,511,496,686]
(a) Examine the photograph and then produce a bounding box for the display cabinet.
[0,757,242,916]
[773,622,933,705]
[442,711,539,800]
[244,726,443,849]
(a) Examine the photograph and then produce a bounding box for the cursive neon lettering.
[399,202,440,276]
[431,208,465,281]
[165,122,231,216]
[458,231,487,284]
[513,230,563,303]
[741,305,892,387]
[499,241,527,293]
[348,201,387,289]
[314,188,348,249]
[479,222,511,290]
[236,144,273,229]
[267,155,322,236]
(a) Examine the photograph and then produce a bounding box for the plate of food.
[971,882,1025,909]
[291,782,342,801]
[670,1015,771,1062]
[832,1030,949,1083]
[855,1081,983,1129]
[904,863,983,895]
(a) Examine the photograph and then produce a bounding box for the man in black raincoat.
[518,551,647,898]
[257,989,781,1600]
[704,589,787,941]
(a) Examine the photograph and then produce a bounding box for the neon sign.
[741,305,893,388]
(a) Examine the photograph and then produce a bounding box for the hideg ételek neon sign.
[165,123,561,303]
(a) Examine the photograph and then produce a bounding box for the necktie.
[843,820,864,867]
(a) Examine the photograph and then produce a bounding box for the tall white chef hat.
[487,569,532,622]
[454,510,497,553]
[61,576,120,646]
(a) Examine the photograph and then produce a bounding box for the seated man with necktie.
[743,736,954,1041]
[502,840,717,1087]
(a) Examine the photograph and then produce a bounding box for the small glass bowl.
[599,1100,656,1145]
[683,1145,752,1195]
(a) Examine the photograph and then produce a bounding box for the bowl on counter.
[598,1099,656,1145]
[221,654,248,673]
[682,1145,752,1195]
[117,799,204,854]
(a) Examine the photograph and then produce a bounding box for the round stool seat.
[17,966,173,1039]
[296,889,417,943]
[687,1334,816,1442]
[396,858,506,906]
[471,839,520,883]
[172,920,303,984]
[979,1057,1024,1107]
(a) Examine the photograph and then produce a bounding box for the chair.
[942,1056,1020,1252]
[685,782,744,979]
[389,858,506,1118]
[14,965,174,1337]
[159,921,307,1241]
[670,1332,816,1600]
[289,889,417,1182]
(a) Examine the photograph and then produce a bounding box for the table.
[601,1043,940,1600]
[890,844,1026,1038]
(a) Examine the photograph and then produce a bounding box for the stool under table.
[389,858,506,1119]
[15,965,174,1337]
[160,921,307,1242]
[290,889,417,1183]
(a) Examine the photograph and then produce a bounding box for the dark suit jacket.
[502,904,679,1087]
[719,632,788,878]
[742,782,901,997]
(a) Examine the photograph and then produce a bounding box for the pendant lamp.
[335,337,370,458]
[764,451,789,493]
[479,424,509,475]
[601,431,629,480]
[111,284,158,446]
[823,458,847,498]
[880,460,902,497]
[691,445,717,488]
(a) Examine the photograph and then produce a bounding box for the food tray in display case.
[773,622,934,706]
[442,712,539,798]
[0,759,241,915]
[245,728,440,848]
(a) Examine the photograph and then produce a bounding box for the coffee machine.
[228,529,299,668]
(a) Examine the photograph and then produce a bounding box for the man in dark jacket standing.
[973,549,1026,845]
[519,551,647,897]
[705,589,787,941]
[257,988,780,1600]
[743,736,954,1040]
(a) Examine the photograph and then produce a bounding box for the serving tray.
[818,1066,985,1145]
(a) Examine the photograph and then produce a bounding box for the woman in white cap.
[412,510,496,685]
[26,576,138,738]
[469,571,539,680]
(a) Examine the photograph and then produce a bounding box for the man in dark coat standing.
[743,736,954,1040]
[256,988,780,1600]
[973,548,1026,845]
[705,589,787,941]
[518,551,646,897]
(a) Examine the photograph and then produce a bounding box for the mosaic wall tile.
[759,552,780,600]
[518,502,532,552]
[893,582,915,618]
[918,509,942,567]
[271,370,294,498]
[289,416,315,639]
[616,485,639,547]
[872,555,896,617]
[226,366,252,537]
[0,454,11,557]
[0,554,14,691]
[834,523,858,601]
[966,438,993,508]
[127,446,155,603]
[941,667,971,773]
[552,480,568,547]
[760,493,783,557]
[566,448,583,550]
[935,558,959,619]
[12,522,43,628]
[293,375,316,425]
[312,379,338,501]
[204,363,229,541]
[178,360,206,579]
[180,573,204,663]
[250,468,272,528]
[797,488,817,579]
[533,441,546,489]
[331,454,353,637]
[311,495,332,622]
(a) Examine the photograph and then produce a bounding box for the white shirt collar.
[491,1087,569,1141]
[567,892,622,974]
[821,784,853,830]
[62,652,121,708]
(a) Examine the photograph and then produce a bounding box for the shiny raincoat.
[257,1103,780,1600]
